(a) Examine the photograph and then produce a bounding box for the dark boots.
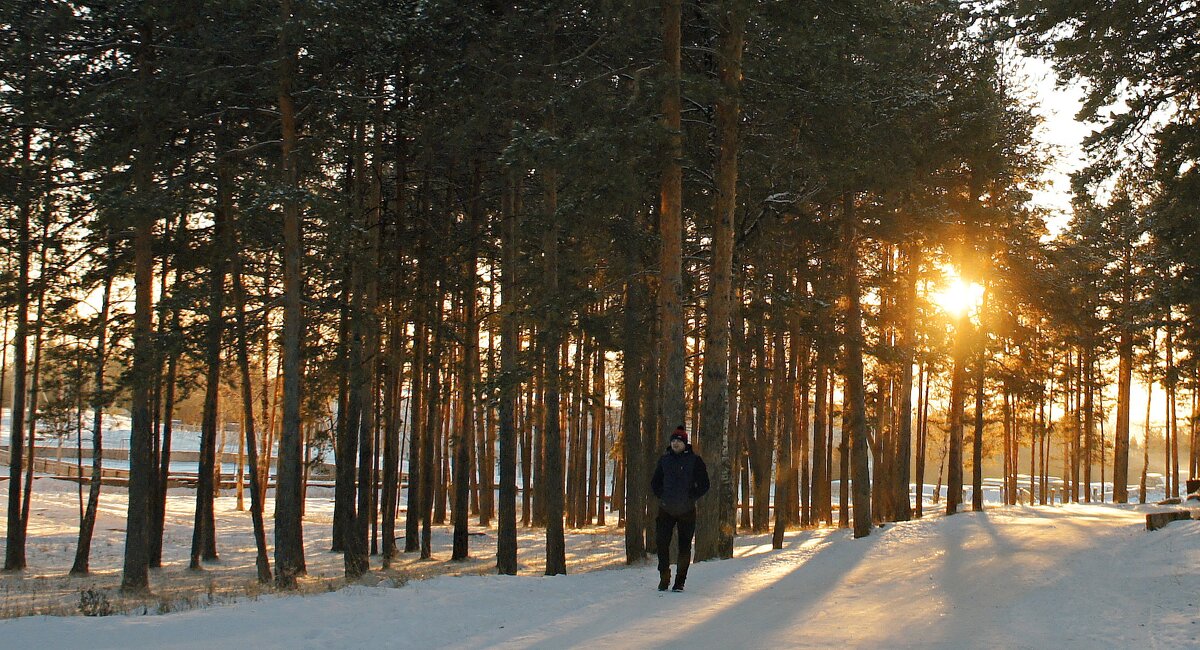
[672,565,688,592]
[658,569,671,591]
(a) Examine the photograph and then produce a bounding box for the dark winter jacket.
[651,443,710,516]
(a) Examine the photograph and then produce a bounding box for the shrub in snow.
[78,588,113,617]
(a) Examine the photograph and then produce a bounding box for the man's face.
[670,438,685,452]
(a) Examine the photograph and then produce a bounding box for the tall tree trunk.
[1166,321,1179,498]
[232,226,273,583]
[895,245,918,521]
[332,221,356,554]
[1139,329,1157,504]
[731,284,751,532]
[122,36,160,589]
[915,360,928,515]
[452,161,481,561]
[797,335,811,527]
[542,164,567,575]
[1075,354,1083,501]
[532,333,546,527]
[150,295,179,569]
[1083,348,1094,502]
[841,195,871,538]
[347,123,384,578]
[4,127,32,573]
[1190,365,1199,483]
[772,318,796,549]
[191,155,233,569]
[71,270,113,575]
[420,293,443,559]
[971,321,986,512]
[497,173,521,574]
[622,245,647,564]
[405,327,426,552]
[642,302,661,554]
[946,313,968,515]
[658,0,686,439]
[274,0,307,587]
[695,0,743,561]
[480,264,498,527]
[812,353,830,525]
[1113,237,1134,503]
[122,174,156,590]
[593,348,607,525]
[20,147,55,551]
[1114,326,1133,504]
[405,275,427,553]
[381,109,407,564]
[748,304,771,532]
[380,312,404,566]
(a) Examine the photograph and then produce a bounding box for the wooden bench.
[1146,510,1193,531]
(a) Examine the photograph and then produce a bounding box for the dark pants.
[655,509,696,572]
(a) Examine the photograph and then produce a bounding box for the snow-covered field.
[0,476,628,615]
[1,475,1198,648]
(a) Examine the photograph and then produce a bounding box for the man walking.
[651,425,709,591]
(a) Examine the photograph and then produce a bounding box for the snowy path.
[3,504,1199,648]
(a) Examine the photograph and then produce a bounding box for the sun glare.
[933,277,985,318]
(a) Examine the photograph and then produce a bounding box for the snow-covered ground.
[1,474,1198,648]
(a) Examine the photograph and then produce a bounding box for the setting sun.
[933,276,985,318]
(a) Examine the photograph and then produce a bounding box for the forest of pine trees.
[0,0,1196,593]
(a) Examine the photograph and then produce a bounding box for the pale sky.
[1015,55,1097,235]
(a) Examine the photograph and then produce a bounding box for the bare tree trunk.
[122,182,155,590]
[331,220,355,554]
[971,326,986,513]
[749,305,772,532]
[274,0,307,587]
[121,39,161,589]
[520,348,533,527]
[150,288,179,570]
[480,260,498,527]
[658,0,686,441]
[191,154,233,569]
[380,116,407,563]
[4,127,32,573]
[1166,322,1179,498]
[1139,329,1157,504]
[915,360,928,515]
[594,350,607,526]
[71,270,113,575]
[642,306,661,554]
[812,352,830,525]
[232,229,273,583]
[1075,353,1084,501]
[622,251,647,564]
[1190,365,1199,482]
[895,245,918,521]
[497,174,521,574]
[532,333,546,527]
[347,122,384,578]
[542,160,566,575]
[1113,237,1134,503]
[732,286,752,532]
[566,337,583,529]
[421,304,443,559]
[381,313,404,565]
[946,313,968,516]
[841,195,871,538]
[695,0,743,560]
[452,162,481,561]
[772,318,795,549]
